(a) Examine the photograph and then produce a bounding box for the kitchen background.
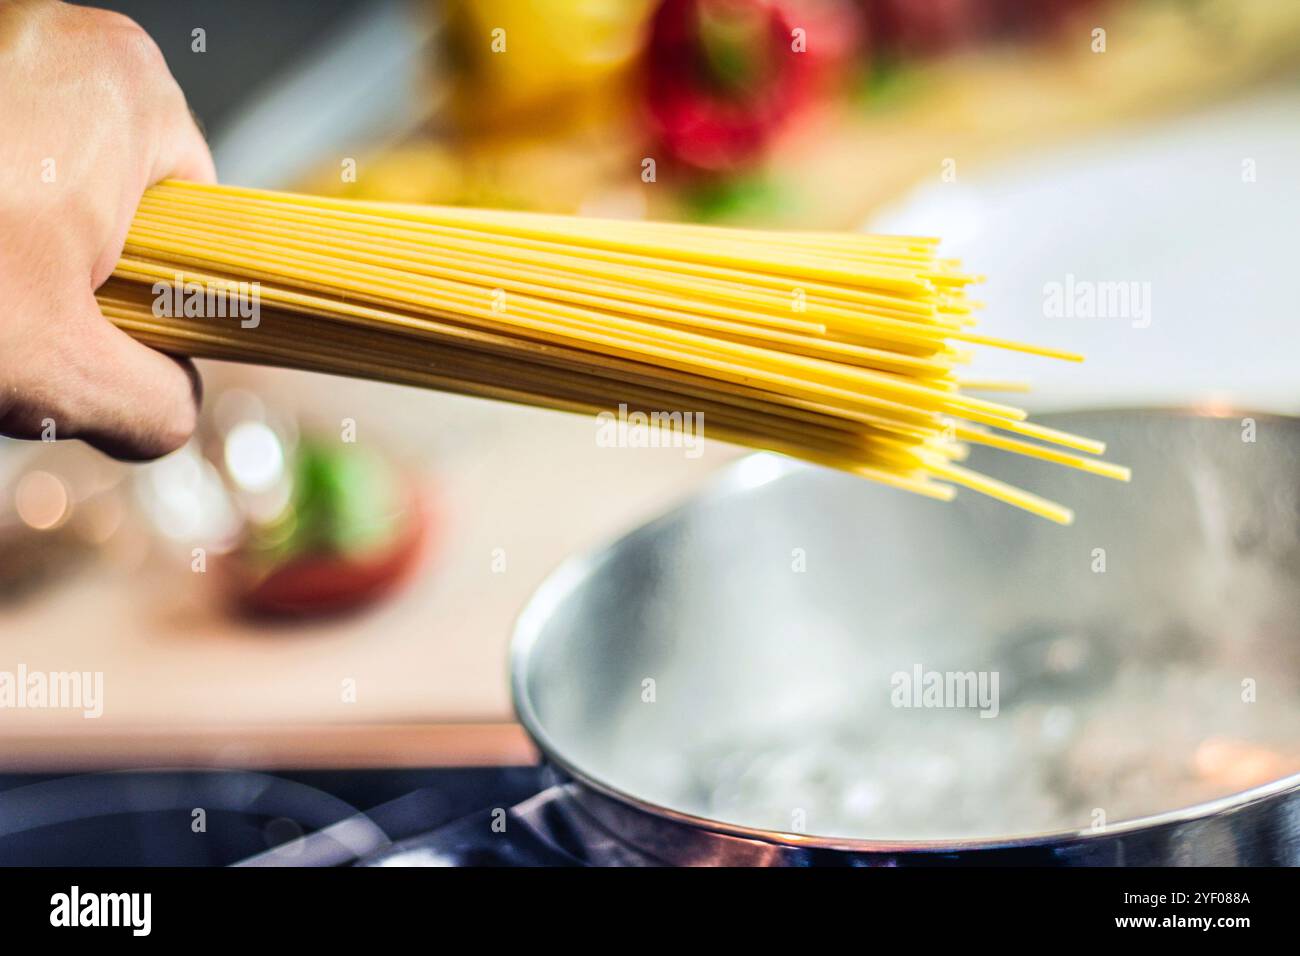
[2,0,1299,772]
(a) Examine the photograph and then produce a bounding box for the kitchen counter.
[0,363,739,769]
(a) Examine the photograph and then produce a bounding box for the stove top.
[0,767,564,867]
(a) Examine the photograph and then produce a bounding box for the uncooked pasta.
[96,181,1129,523]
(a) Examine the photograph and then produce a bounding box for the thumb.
[52,290,201,460]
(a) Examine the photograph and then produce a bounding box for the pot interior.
[515,409,1300,841]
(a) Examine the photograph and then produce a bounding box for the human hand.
[0,0,216,459]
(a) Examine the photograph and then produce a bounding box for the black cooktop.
[0,767,545,867]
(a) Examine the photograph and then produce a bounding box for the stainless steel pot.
[510,408,1300,865]
[366,408,1300,866]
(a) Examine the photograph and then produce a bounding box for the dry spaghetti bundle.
[97,181,1128,523]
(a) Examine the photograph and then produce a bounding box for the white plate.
[869,89,1300,413]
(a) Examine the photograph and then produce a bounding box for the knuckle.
[95,8,144,36]
[98,11,166,71]
[124,28,166,69]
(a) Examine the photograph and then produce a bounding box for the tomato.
[228,484,430,619]
[645,0,810,171]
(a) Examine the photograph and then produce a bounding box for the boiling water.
[663,621,1299,840]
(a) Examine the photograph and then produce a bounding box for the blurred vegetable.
[444,0,656,126]
[645,0,806,171]
[227,439,428,618]
[645,0,865,172]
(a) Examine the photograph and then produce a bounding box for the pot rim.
[510,405,1300,853]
